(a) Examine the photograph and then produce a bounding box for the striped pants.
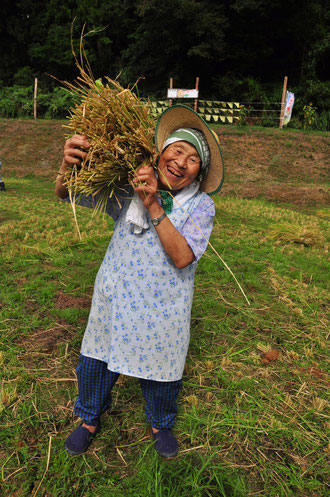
[74,354,182,429]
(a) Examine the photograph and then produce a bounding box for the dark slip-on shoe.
[152,429,178,459]
[65,422,101,456]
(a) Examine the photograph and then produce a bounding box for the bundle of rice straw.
[61,38,156,212]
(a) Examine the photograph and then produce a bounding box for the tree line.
[0,0,329,125]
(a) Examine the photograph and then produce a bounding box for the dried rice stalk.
[267,222,324,247]
[61,28,156,212]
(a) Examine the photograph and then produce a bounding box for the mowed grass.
[0,170,329,496]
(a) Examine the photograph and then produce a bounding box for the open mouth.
[167,166,183,179]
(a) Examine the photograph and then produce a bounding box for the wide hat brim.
[155,104,224,195]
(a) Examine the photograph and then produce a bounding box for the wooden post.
[279,76,288,128]
[194,77,199,112]
[169,78,173,107]
[34,78,38,119]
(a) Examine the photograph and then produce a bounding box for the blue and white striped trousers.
[74,354,182,429]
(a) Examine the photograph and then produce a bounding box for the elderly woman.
[55,105,224,459]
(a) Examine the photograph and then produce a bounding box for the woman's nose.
[174,155,186,168]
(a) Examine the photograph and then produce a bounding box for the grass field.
[0,120,329,496]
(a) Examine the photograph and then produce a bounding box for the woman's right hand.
[63,135,90,169]
[55,135,90,199]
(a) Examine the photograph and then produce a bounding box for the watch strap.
[151,212,167,226]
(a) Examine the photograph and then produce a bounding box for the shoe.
[152,429,178,458]
[65,422,101,455]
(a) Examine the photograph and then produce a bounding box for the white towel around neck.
[126,182,200,234]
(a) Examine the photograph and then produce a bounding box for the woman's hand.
[132,165,159,210]
[63,135,90,168]
[55,135,90,199]
[133,164,195,268]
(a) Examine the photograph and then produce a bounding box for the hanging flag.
[283,91,295,125]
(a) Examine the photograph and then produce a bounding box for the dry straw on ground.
[267,222,325,247]
[61,31,156,212]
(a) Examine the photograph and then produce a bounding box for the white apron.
[81,192,209,381]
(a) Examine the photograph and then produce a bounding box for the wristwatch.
[151,212,167,226]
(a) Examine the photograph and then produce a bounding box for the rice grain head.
[61,44,156,212]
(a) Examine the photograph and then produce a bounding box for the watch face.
[151,213,166,227]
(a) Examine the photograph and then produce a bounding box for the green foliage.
[303,80,330,114]
[303,102,317,129]
[41,87,78,119]
[13,66,37,86]
[0,85,76,118]
[237,104,248,125]
[0,85,34,117]
[313,110,330,131]
[0,0,329,103]
[0,1,329,128]
[118,0,228,94]
[212,74,267,103]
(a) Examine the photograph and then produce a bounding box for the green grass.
[0,177,329,497]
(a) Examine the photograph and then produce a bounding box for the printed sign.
[167,89,199,99]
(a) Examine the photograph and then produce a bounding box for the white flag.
[283,91,295,126]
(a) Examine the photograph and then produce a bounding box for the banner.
[167,88,199,99]
[283,91,295,126]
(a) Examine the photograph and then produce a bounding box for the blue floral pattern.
[78,190,215,381]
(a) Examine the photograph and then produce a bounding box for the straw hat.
[155,104,224,195]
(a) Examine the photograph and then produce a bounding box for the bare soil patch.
[18,321,74,354]
[0,119,329,206]
[0,119,65,178]
[221,183,329,206]
[54,290,91,309]
[218,129,329,206]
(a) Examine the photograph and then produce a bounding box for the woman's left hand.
[132,165,195,269]
[132,165,159,209]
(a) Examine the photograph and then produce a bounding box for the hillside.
[0,118,329,209]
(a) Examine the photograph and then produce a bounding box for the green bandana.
[159,191,173,214]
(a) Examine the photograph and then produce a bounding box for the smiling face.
[157,141,201,192]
